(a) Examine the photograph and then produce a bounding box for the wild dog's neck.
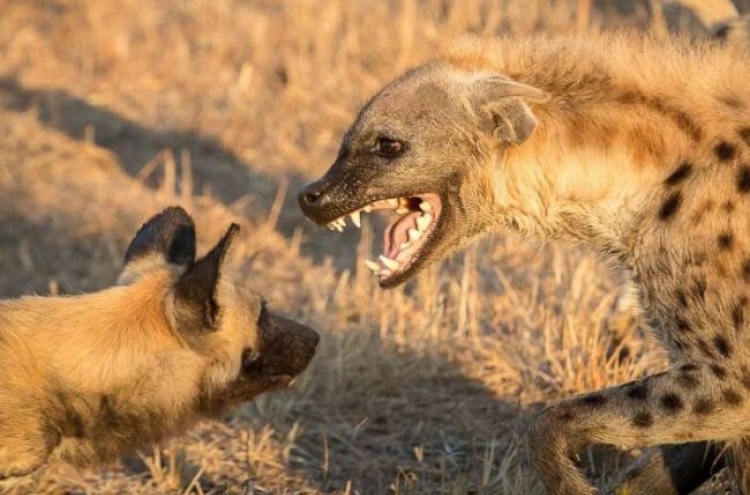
[492,102,690,264]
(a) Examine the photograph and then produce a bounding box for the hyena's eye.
[374,138,404,158]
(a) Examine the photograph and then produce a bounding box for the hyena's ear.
[124,206,197,268]
[472,76,549,146]
[172,223,240,331]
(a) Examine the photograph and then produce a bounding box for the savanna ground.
[0,1,747,494]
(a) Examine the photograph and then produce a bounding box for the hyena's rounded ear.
[125,206,196,267]
[172,223,240,331]
[472,76,549,146]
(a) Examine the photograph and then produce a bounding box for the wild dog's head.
[120,207,319,408]
[298,64,548,287]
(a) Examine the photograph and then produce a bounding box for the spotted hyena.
[298,32,750,494]
[0,207,318,490]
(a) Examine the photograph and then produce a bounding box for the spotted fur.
[301,32,750,494]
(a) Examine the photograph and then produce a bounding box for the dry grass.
[0,0,743,494]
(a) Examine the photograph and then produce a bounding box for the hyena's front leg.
[529,363,750,495]
[609,442,724,495]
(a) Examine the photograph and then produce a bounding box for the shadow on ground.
[0,76,365,273]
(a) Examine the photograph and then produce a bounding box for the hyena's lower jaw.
[322,193,443,286]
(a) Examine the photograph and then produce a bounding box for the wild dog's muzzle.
[244,311,320,378]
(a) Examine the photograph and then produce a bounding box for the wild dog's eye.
[375,138,404,158]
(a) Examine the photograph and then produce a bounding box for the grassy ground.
[0,1,743,494]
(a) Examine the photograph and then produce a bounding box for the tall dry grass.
[0,0,740,493]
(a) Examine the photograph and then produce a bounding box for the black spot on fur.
[632,411,654,427]
[676,317,692,333]
[740,127,750,146]
[681,363,699,372]
[714,336,732,358]
[693,398,715,415]
[710,364,728,379]
[580,393,607,407]
[664,162,693,186]
[737,166,750,194]
[742,367,750,391]
[660,393,684,414]
[724,200,736,213]
[715,142,737,162]
[743,260,750,282]
[723,389,743,407]
[718,233,734,250]
[721,96,745,110]
[659,191,683,221]
[626,383,650,401]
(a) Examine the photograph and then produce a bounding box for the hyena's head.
[299,64,548,287]
[120,207,319,402]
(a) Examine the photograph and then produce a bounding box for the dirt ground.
[0,1,745,494]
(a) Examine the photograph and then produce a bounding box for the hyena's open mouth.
[324,193,442,284]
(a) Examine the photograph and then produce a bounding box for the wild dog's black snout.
[245,311,320,378]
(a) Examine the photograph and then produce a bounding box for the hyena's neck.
[493,98,692,265]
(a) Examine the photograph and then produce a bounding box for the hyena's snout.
[244,312,320,378]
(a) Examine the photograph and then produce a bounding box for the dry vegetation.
[0,1,744,494]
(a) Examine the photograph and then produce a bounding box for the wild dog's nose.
[298,179,332,217]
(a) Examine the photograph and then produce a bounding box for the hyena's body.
[0,207,318,489]
[299,33,750,494]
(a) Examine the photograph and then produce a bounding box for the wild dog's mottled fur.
[0,207,318,490]
[300,33,750,494]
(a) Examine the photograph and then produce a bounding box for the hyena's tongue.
[384,211,422,260]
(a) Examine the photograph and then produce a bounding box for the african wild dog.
[299,32,750,494]
[0,206,318,489]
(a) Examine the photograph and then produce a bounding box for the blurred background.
[0,1,747,494]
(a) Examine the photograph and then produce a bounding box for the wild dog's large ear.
[172,223,240,331]
[125,206,196,267]
[472,76,549,146]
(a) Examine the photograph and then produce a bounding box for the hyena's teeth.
[395,206,410,215]
[379,255,399,270]
[350,210,361,228]
[416,214,432,231]
[331,217,346,231]
[364,259,381,274]
[363,205,373,213]
[408,228,422,242]
[398,197,409,208]
[386,198,399,208]
[419,201,432,213]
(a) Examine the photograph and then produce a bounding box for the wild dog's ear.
[472,76,549,146]
[125,206,196,267]
[172,223,240,331]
